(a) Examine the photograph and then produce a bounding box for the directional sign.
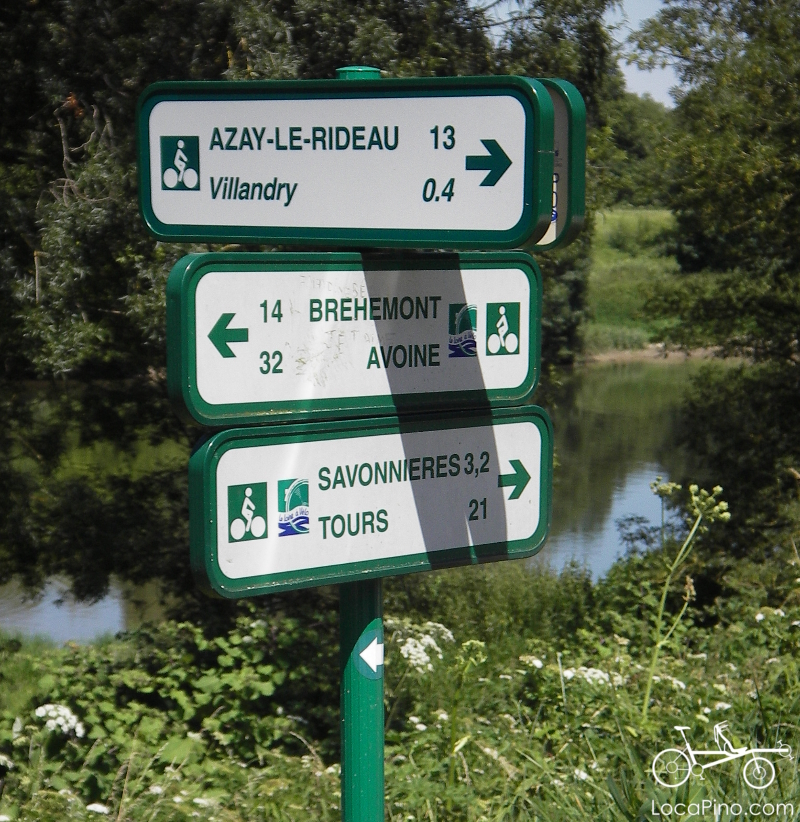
[189,407,552,598]
[166,252,542,425]
[137,76,555,248]
[535,79,586,250]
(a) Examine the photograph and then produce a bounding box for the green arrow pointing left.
[209,313,248,358]
[465,139,512,186]
[498,459,531,500]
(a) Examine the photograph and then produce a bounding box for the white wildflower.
[713,683,727,693]
[499,674,512,680]
[34,704,83,737]
[792,620,800,627]
[562,668,575,680]
[0,754,13,770]
[553,778,565,787]
[727,663,738,671]
[574,768,590,781]
[714,702,732,711]
[408,715,420,724]
[187,731,203,741]
[415,723,427,732]
[519,655,543,669]
[437,711,449,722]
[775,609,785,617]
[0,815,10,821]
[193,797,214,807]
[173,796,184,803]
[399,637,435,672]
[755,613,765,622]
[579,667,610,686]
[87,803,110,815]
[148,785,164,794]
[765,657,780,664]
[326,764,340,775]
[703,707,712,714]
[481,746,499,760]
[688,652,707,659]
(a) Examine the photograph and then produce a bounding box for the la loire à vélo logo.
[652,723,792,790]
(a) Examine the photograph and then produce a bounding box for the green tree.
[633,0,800,554]
[0,0,620,601]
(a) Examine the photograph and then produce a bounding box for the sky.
[605,0,680,107]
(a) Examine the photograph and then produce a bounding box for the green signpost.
[166,251,542,425]
[138,63,583,822]
[535,79,587,250]
[189,407,552,597]
[137,74,556,248]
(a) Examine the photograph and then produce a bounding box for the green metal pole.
[336,65,384,822]
[340,579,384,822]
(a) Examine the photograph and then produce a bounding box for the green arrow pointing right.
[498,459,531,500]
[465,139,512,186]
[209,313,249,358]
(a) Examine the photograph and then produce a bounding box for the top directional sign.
[137,76,555,249]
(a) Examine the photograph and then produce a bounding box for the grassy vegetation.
[584,209,678,354]
[0,484,798,821]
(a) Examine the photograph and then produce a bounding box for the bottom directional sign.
[190,407,552,597]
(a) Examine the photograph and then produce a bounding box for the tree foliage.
[633,0,800,553]
[0,0,622,601]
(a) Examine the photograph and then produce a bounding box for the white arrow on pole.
[359,637,385,673]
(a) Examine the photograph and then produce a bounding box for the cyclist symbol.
[487,305,519,354]
[162,139,198,189]
[652,724,792,790]
[229,487,266,541]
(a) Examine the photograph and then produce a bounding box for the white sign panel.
[167,252,541,425]
[189,410,553,597]
[138,78,555,247]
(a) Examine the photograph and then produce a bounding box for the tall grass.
[585,209,678,354]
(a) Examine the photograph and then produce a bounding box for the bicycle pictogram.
[652,724,792,790]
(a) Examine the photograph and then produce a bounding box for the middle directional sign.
[167,252,541,426]
[137,76,555,248]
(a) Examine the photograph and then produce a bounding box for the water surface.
[0,358,709,641]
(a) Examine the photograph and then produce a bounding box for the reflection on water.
[0,578,168,644]
[0,358,710,642]
[534,357,707,578]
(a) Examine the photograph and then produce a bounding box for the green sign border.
[535,79,587,251]
[136,76,554,249]
[167,251,542,426]
[189,407,553,598]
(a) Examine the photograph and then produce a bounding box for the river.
[0,356,708,642]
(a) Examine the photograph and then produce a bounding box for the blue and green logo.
[227,483,267,542]
[160,136,199,190]
[448,303,477,358]
[278,478,309,537]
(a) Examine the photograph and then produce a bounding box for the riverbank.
[583,343,719,364]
